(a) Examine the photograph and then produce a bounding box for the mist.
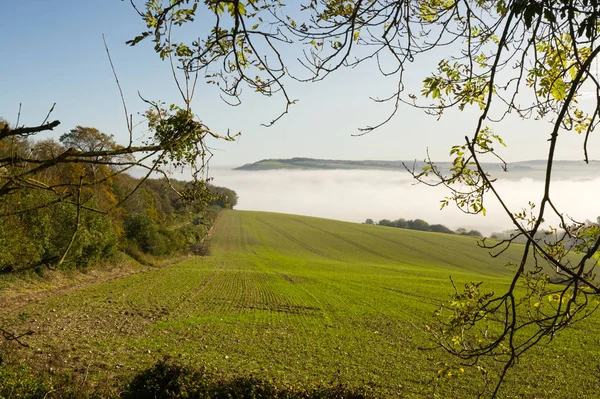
[210,168,600,236]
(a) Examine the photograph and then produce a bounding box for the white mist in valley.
[211,168,600,236]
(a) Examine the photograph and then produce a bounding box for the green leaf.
[551,78,566,100]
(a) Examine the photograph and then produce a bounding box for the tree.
[407,218,430,231]
[429,223,454,234]
[209,185,239,209]
[455,227,468,236]
[394,218,409,228]
[364,218,374,225]
[128,1,600,396]
[467,229,483,238]
[59,126,124,178]
[377,219,394,227]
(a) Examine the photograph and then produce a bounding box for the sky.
[4,2,600,233]
[3,1,600,169]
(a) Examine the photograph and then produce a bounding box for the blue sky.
[2,1,597,167]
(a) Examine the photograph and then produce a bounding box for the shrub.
[124,243,157,266]
[0,193,118,271]
[158,229,187,254]
[123,358,371,399]
[124,214,166,255]
[72,209,118,268]
[191,241,211,256]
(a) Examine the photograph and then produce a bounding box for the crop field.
[1,210,600,398]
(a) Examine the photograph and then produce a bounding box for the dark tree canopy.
[429,223,454,234]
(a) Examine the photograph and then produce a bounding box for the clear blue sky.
[2,1,596,167]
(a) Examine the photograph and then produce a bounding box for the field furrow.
[257,217,335,260]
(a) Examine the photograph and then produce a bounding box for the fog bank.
[210,169,599,236]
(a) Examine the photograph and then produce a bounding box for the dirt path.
[0,255,198,316]
[0,261,144,316]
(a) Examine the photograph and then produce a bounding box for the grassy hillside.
[234,158,408,170]
[1,211,599,398]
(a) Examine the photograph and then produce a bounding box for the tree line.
[491,217,600,249]
[365,218,482,237]
[0,122,237,274]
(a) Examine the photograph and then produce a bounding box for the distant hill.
[234,157,600,179]
[235,157,506,171]
[235,158,409,171]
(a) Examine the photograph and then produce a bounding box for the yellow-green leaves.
[227,1,246,17]
[430,128,500,216]
[422,59,489,113]
[430,281,496,355]
[530,36,580,103]
[416,0,456,22]
[318,0,356,22]
[175,42,193,58]
[495,0,507,15]
[551,77,566,101]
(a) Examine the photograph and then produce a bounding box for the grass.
[1,210,599,398]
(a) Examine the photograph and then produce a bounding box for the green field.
[1,210,599,398]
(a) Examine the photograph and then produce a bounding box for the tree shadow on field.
[122,357,371,399]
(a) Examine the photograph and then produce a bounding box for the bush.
[178,224,206,246]
[124,214,166,255]
[72,208,118,267]
[124,243,158,266]
[191,241,211,256]
[123,358,210,398]
[0,193,118,271]
[123,358,372,399]
[159,229,187,254]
